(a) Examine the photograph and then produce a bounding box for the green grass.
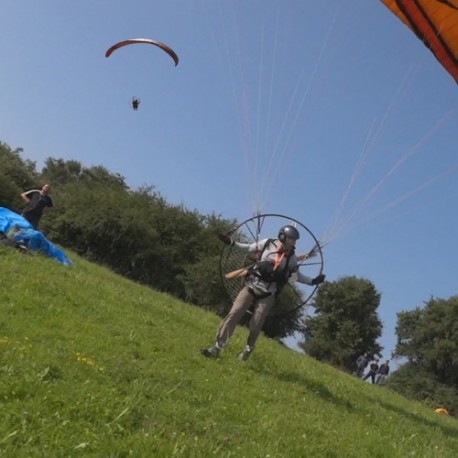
[1,245,457,457]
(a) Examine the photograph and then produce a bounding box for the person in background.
[363,358,379,384]
[201,225,325,361]
[375,360,390,385]
[354,352,369,378]
[21,183,54,229]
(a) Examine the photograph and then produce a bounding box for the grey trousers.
[216,286,275,349]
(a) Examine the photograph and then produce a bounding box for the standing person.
[375,360,390,385]
[354,352,369,378]
[201,225,326,361]
[363,358,379,384]
[20,184,54,229]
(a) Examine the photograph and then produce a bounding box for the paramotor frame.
[220,213,324,316]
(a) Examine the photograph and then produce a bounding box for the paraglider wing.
[105,38,179,66]
[380,0,458,83]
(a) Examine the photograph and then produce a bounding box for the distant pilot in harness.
[132,97,141,111]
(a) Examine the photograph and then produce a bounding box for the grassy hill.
[1,245,458,457]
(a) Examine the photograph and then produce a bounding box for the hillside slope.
[1,246,457,457]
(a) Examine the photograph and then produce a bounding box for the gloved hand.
[218,232,233,246]
[311,274,326,285]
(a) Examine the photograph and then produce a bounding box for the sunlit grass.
[1,245,457,457]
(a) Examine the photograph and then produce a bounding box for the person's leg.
[246,294,275,347]
[201,287,253,358]
[236,294,275,361]
[216,287,254,347]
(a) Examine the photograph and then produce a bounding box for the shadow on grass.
[266,361,456,430]
[358,390,458,438]
[251,362,458,438]
[249,363,355,413]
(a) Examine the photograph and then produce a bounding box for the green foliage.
[387,363,458,417]
[262,288,304,339]
[44,178,229,298]
[395,297,458,383]
[389,296,458,414]
[1,247,458,457]
[41,157,84,186]
[300,276,383,371]
[181,254,230,314]
[42,157,128,190]
[0,142,37,212]
[44,183,153,254]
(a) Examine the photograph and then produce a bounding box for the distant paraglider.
[105,38,179,110]
[132,97,141,111]
[105,38,179,66]
[380,0,458,83]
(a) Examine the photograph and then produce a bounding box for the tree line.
[1,141,457,415]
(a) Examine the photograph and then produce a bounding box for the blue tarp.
[0,207,73,266]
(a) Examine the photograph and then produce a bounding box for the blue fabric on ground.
[0,207,73,266]
[0,207,33,232]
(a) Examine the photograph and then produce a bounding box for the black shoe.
[200,346,220,358]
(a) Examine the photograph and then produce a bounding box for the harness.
[246,239,294,296]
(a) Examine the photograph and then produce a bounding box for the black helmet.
[278,225,300,243]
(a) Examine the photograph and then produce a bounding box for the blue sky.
[1,1,458,361]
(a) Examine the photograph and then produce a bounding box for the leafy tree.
[181,255,230,315]
[41,158,84,186]
[0,142,38,211]
[44,183,166,286]
[262,287,307,339]
[387,296,458,415]
[44,181,230,304]
[394,296,458,384]
[179,213,237,313]
[386,364,458,417]
[42,158,128,190]
[299,276,383,371]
